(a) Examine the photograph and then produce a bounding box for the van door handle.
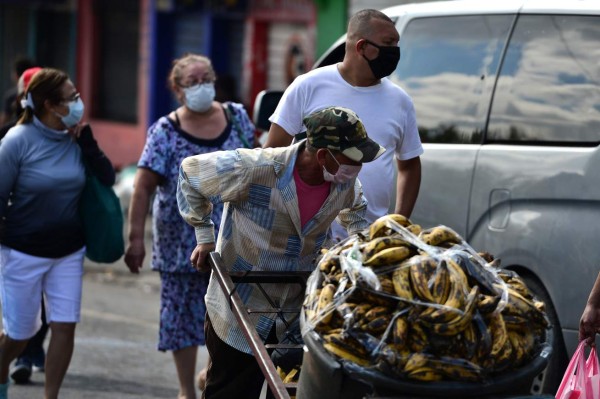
[489,189,511,230]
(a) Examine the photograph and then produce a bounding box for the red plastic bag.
[556,342,600,399]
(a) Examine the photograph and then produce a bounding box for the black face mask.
[362,40,401,80]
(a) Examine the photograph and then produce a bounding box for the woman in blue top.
[124,54,255,399]
[0,68,115,399]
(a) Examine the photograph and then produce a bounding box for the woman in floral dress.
[124,54,255,399]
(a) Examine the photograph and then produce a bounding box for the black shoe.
[10,358,32,384]
[30,351,45,372]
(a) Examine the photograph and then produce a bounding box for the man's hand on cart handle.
[191,243,216,272]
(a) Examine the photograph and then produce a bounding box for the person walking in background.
[177,106,384,399]
[0,66,50,385]
[264,9,423,241]
[124,53,255,399]
[1,66,42,141]
[0,68,115,399]
[0,56,35,127]
[580,271,600,346]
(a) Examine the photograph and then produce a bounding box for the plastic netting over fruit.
[302,214,550,382]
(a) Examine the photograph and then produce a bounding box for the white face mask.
[323,150,362,184]
[54,97,85,128]
[183,83,215,113]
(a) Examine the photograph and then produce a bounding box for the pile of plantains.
[302,214,549,383]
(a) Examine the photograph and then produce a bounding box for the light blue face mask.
[183,83,215,113]
[56,97,85,128]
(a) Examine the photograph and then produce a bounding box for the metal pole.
[209,252,291,399]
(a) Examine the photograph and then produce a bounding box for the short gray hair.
[347,9,394,42]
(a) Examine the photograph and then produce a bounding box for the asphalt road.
[1,241,210,398]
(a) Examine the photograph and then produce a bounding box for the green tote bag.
[79,164,124,263]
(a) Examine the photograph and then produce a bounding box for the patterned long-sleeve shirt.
[177,141,369,353]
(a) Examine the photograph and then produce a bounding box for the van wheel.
[522,275,568,394]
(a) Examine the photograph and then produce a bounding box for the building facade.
[0,0,438,167]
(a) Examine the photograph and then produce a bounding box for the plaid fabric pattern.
[177,142,369,353]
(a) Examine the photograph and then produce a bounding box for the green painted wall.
[315,0,347,59]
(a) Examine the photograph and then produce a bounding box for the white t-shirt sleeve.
[269,76,307,137]
[396,96,424,161]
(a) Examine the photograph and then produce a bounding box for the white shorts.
[0,245,85,340]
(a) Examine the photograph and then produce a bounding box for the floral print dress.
[138,102,255,350]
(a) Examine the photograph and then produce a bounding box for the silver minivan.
[256,0,600,394]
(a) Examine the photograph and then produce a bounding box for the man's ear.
[355,39,367,55]
[316,148,327,166]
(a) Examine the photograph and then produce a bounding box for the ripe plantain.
[362,236,410,260]
[323,342,370,367]
[363,246,412,267]
[428,285,479,336]
[505,275,534,300]
[316,284,336,325]
[430,260,451,304]
[507,330,526,366]
[392,265,413,301]
[405,224,422,235]
[420,260,469,323]
[487,312,508,358]
[406,366,444,382]
[419,226,462,247]
[319,254,340,274]
[378,275,396,295]
[352,303,372,324]
[492,336,514,372]
[369,214,412,239]
[502,286,547,327]
[409,256,438,302]
[403,352,431,373]
[435,356,483,382]
[322,332,368,358]
[282,367,299,383]
[533,299,546,313]
[364,315,391,335]
[364,306,390,321]
[408,322,430,352]
[477,294,501,315]
[392,316,409,348]
[460,321,478,361]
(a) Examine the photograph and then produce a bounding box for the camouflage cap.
[303,106,386,163]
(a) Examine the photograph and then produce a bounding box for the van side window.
[488,15,600,144]
[392,15,513,144]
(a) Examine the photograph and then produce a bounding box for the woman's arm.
[76,124,116,186]
[124,168,160,274]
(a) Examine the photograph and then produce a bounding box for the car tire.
[522,275,568,395]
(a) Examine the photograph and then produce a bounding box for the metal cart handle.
[209,252,293,399]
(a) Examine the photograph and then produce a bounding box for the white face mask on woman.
[183,83,215,113]
[323,149,362,184]
[55,97,85,128]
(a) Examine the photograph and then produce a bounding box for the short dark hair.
[347,9,394,41]
[14,56,36,77]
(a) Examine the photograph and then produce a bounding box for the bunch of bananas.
[303,214,549,383]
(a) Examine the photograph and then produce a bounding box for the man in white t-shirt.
[264,8,423,240]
